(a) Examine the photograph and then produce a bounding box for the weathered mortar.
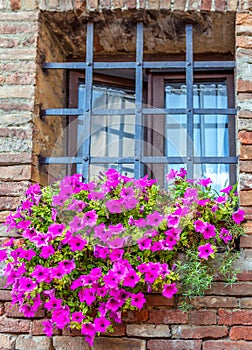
[33,16,67,185]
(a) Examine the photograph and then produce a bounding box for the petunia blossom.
[162,283,178,298]
[198,243,215,259]
[232,209,245,225]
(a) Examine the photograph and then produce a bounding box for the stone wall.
[0,0,252,350]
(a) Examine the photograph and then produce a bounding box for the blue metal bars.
[40,21,237,181]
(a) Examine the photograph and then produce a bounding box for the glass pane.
[90,164,134,180]
[194,164,229,192]
[77,84,136,178]
[165,81,230,185]
[193,83,228,158]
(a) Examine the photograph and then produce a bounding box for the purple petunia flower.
[198,243,215,259]
[42,319,53,337]
[219,228,232,243]
[130,292,146,309]
[232,209,245,224]
[72,311,85,323]
[40,245,55,259]
[162,283,178,298]
[68,235,87,252]
[106,199,123,214]
[202,223,216,239]
[198,178,212,187]
[94,317,111,333]
[0,249,7,262]
[146,211,163,227]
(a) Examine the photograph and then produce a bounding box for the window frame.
[40,22,237,185]
[147,71,236,185]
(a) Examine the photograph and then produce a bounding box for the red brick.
[5,73,35,85]
[94,337,146,350]
[106,324,126,336]
[112,0,124,8]
[237,36,252,49]
[159,0,171,9]
[205,282,252,296]
[173,0,186,10]
[0,165,31,181]
[62,326,81,336]
[241,207,252,220]
[0,211,9,223]
[230,326,252,340]
[0,290,11,301]
[240,145,252,160]
[145,294,174,307]
[148,0,159,9]
[237,79,252,93]
[240,298,252,308]
[203,341,252,350]
[200,0,212,11]
[190,310,216,325]
[218,309,252,325]
[0,181,30,196]
[238,109,252,119]
[173,325,228,339]
[0,197,21,210]
[0,100,34,112]
[147,339,202,350]
[5,302,45,318]
[0,128,32,138]
[125,0,136,8]
[242,221,252,235]
[240,235,252,248]
[240,191,252,206]
[214,0,225,11]
[0,317,30,333]
[0,23,37,35]
[10,0,21,10]
[190,296,238,308]
[148,310,188,324]
[226,0,238,11]
[122,309,149,323]
[236,13,252,26]
[31,319,61,336]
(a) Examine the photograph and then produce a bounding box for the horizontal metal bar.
[42,61,235,71]
[41,108,237,117]
[42,62,86,69]
[90,157,135,164]
[40,157,83,164]
[40,155,238,165]
[92,109,136,116]
[41,108,82,116]
[194,108,236,115]
[93,62,136,69]
[193,157,238,164]
[194,61,236,70]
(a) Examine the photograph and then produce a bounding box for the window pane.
[165,81,230,188]
[77,84,135,179]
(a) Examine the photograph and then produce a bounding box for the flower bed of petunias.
[0,168,245,346]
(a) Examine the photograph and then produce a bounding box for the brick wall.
[0,1,252,350]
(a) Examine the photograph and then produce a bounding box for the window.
[41,22,237,187]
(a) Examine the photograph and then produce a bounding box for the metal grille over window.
[40,22,237,185]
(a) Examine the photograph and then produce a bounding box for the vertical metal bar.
[186,24,194,179]
[82,22,94,182]
[134,22,144,179]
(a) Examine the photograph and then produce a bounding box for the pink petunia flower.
[146,211,163,226]
[198,178,212,187]
[219,228,232,243]
[198,243,215,259]
[202,223,216,239]
[232,209,245,225]
[94,317,111,333]
[131,292,146,309]
[162,283,178,298]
